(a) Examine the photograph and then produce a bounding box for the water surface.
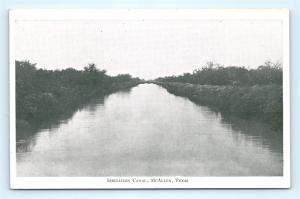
[17,84,283,176]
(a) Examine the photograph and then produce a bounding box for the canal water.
[16,84,283,176]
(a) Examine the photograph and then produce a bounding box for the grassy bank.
[157,82,282,130]
[16,60,141,138]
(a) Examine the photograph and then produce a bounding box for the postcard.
[9,9,290,189]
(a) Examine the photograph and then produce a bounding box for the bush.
[158,82,282,130]
[15,60,141,132]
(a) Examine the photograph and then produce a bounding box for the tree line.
[156,61,282,86]
[16,60,141,137]
[155,61,283,130]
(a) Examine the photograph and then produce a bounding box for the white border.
[9,9,290,189]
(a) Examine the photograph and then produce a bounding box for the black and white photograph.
[9,9,290,189]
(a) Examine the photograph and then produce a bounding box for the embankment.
[15,60,142,139]
[16,80,140,139]
[156,82,282,131]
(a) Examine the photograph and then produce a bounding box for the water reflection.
[16,84,283,176]
[16,89,133,153]
[220,114,282,154]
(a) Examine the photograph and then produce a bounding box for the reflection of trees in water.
[220,112,282,154]
[16,88,133,153]
[84,96,105,114]
[16,137,37,153]
[189,98,282,155]
[17,106,80,140]
[161,84,282,155]
[86,88,133,113]
[190,96,282,155]
[16,109,80,153]
[106,87,133,99]
[17,85,281,157]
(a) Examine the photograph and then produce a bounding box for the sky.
[15,19,283,80]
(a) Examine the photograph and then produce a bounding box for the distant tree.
[156,61,282,86]
[113,74,132,82]
[84,63,98,72]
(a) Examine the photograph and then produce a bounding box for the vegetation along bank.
[16,60,141,138]
[155,62,283,130]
